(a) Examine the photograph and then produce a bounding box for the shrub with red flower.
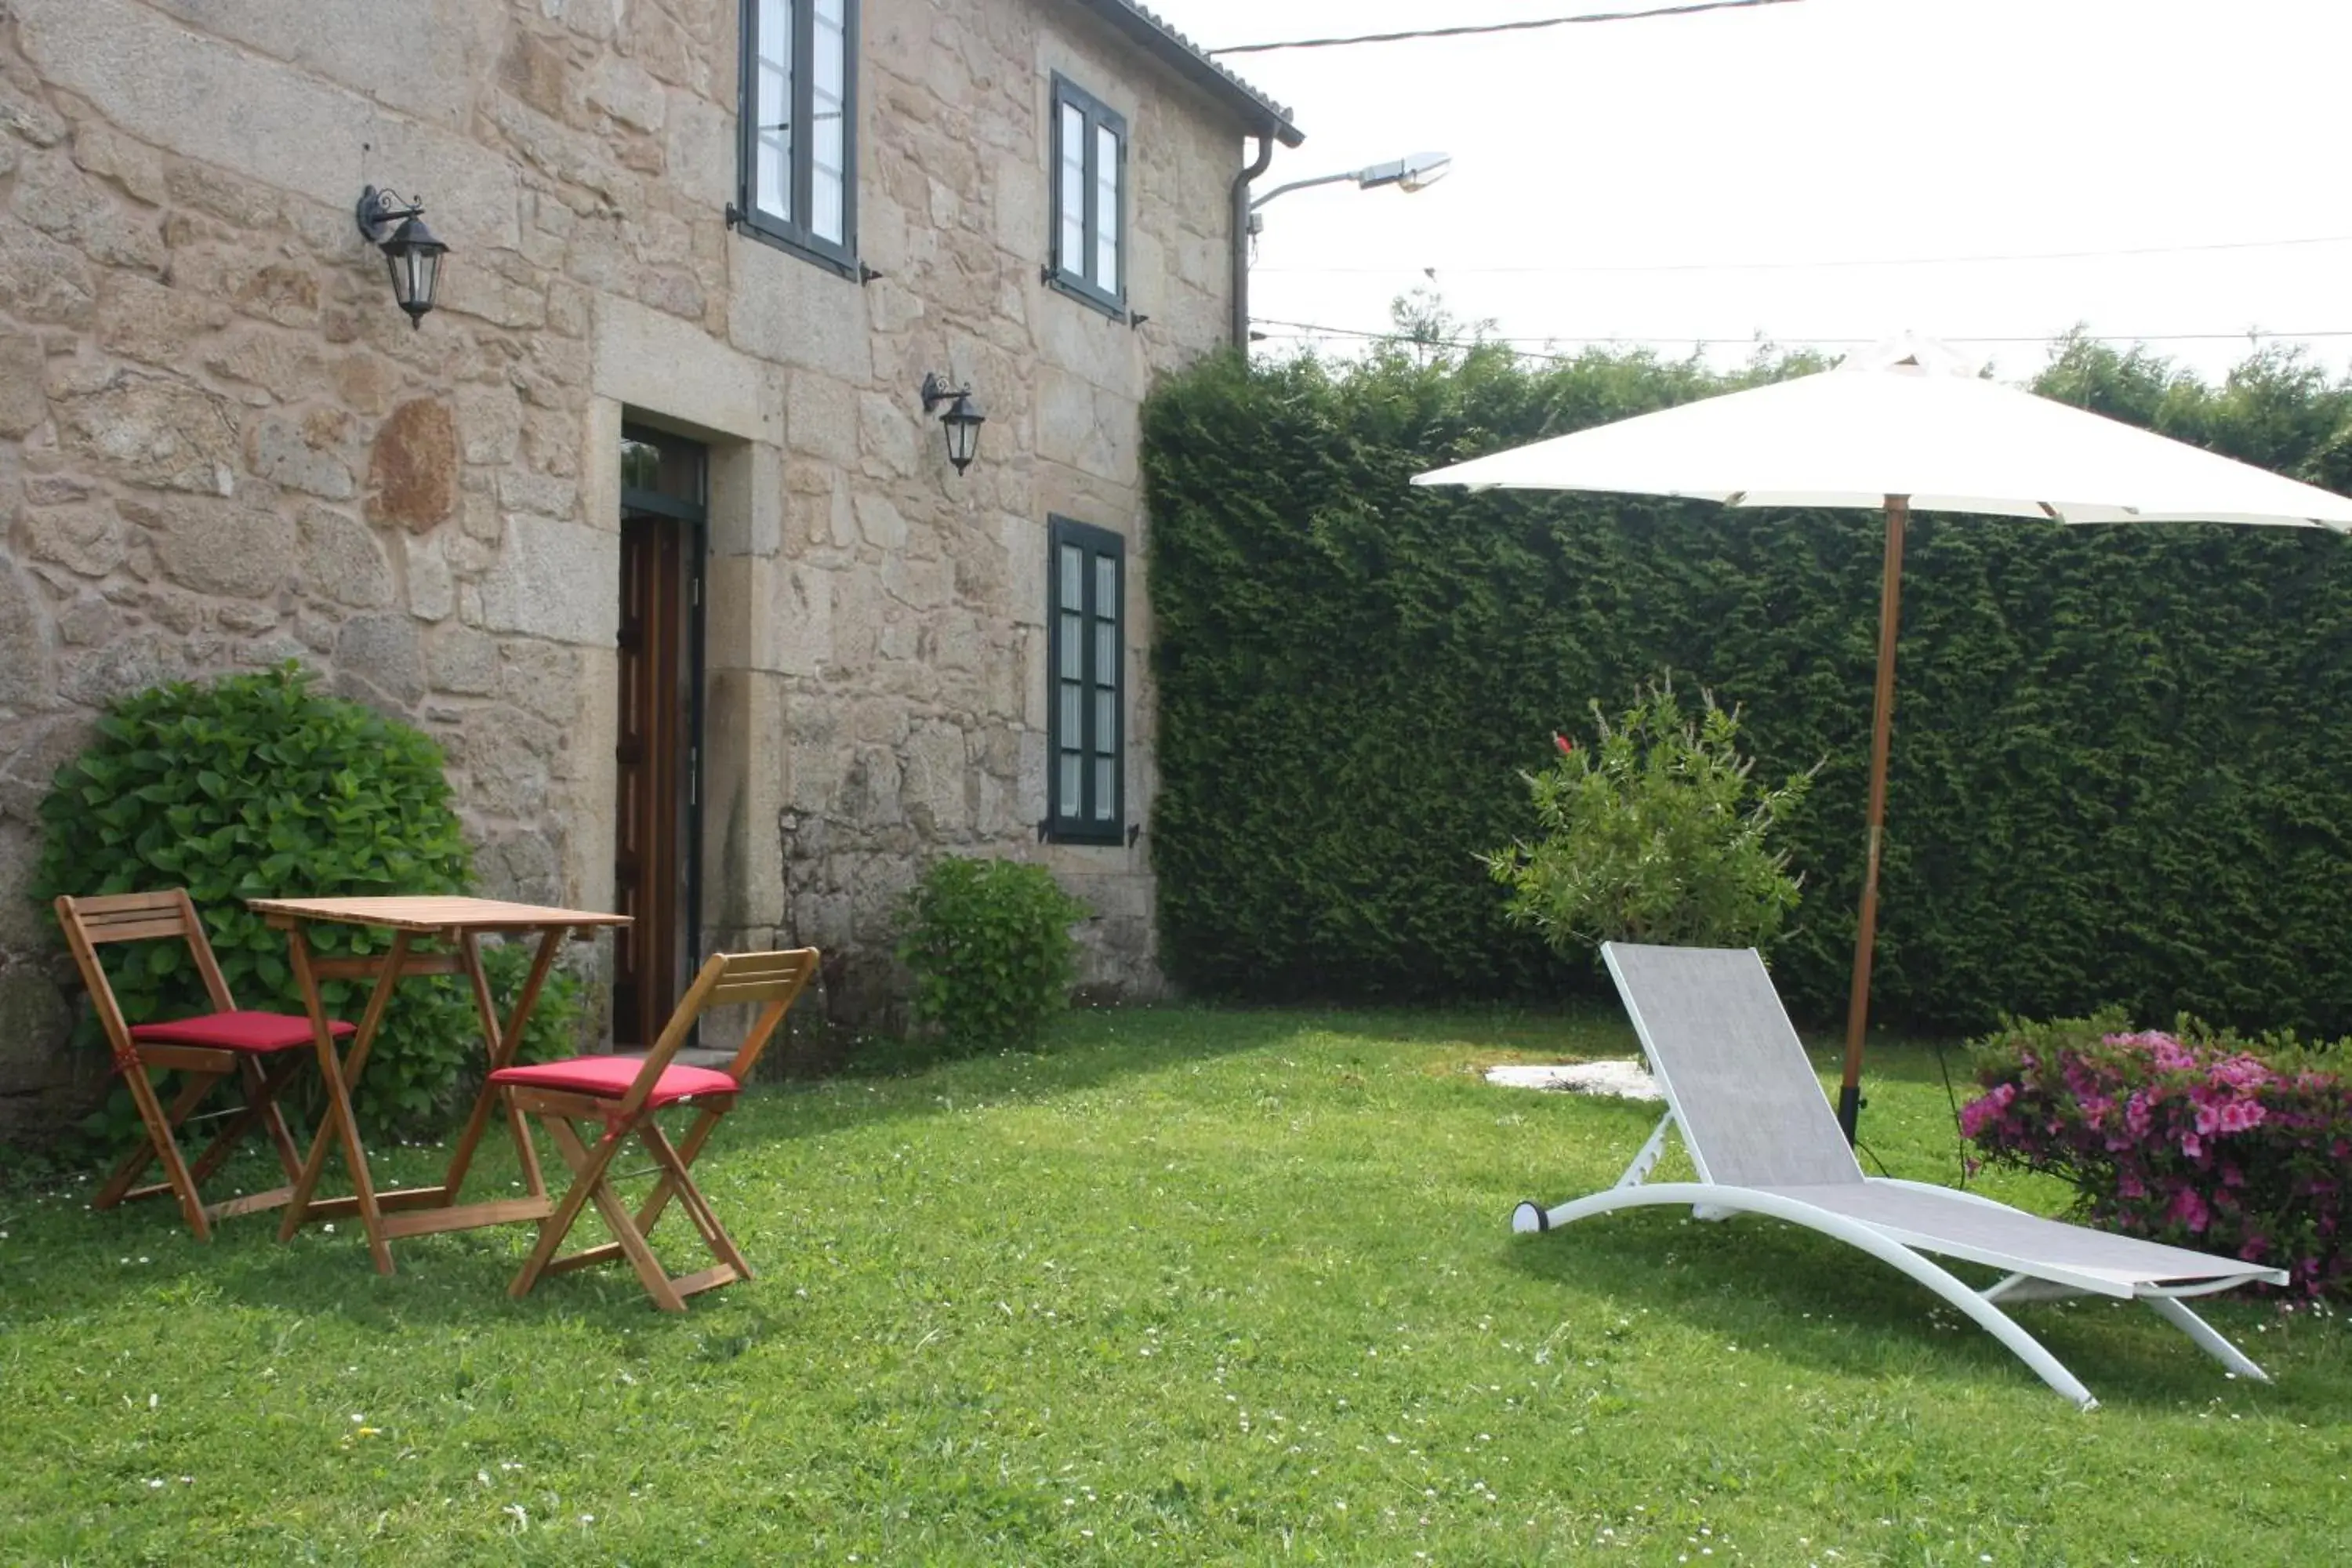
[1963,1011,2351,1298]
[1483,677,1813,953]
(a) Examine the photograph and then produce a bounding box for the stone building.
[0,0,1301,1138]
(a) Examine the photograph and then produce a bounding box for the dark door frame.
[619,424,707,1038]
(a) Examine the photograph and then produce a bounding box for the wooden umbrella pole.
[1838,494,1908,1144]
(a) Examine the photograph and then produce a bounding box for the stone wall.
[0,0,1254,1141]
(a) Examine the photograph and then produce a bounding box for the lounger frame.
[1509,943,2288,1410]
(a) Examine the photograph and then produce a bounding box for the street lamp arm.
[1247,151,1454,212]
[1247,171,1357,211]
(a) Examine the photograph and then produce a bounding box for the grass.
[2,1004,2348,1565]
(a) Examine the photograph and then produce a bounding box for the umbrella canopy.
[1412,333,2352,1141]
[1414,335,2352,527]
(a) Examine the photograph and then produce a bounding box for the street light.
[1247,151,1452,230]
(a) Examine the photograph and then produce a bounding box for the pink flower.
[1552,732,1576,757]
[2169,1186,2212,1233]
[2212,1054,2274,1091]
[2216,1098,2266,1134]
[1958,1083,2016,1141]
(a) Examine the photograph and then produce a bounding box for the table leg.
[440,925,567,1201]
[508,1084,548,1200]
[279,927,405,1274]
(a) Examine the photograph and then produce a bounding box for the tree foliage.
[1142,332,2352,1032]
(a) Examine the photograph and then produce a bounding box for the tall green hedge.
[1143,336,2352,1035]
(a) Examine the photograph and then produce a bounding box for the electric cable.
[1934,1038,1970,1189]
[1209,0,1802,56]
[1256,233,2352,278]
[1250,317,2352,360]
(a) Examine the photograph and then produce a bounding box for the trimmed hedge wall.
[1142,339,2352,1034]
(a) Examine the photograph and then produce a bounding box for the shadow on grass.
[734,999,1640,1146]
[1496,1195,2347,1416]
[0,1003,1442,1331]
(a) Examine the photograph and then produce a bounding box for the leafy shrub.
[31,664,581,1138]
[1963,1014,2352,1297]
[1483,679,1812,954]
[897,856,1089,1055]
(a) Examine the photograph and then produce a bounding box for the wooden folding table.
[249,896,630,1274]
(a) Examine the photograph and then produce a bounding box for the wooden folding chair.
[491,947,818,1311]
[54,890,351,1241]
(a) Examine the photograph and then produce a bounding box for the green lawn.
[2,1006,2347,1565]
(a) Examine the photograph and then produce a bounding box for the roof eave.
[1068,0,1306,147]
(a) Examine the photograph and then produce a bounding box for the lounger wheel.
[1512,1200,1549,1233]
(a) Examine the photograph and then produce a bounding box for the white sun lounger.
[1510,942,2288,1409]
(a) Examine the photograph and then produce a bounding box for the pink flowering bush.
[1963,1011,2351,1297]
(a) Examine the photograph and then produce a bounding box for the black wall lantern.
[355,186,448,328]
[920,372,986,475]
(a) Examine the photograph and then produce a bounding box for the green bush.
[1483,679,1812,954]
[32,664,581,1138]
[1143,336,2352,1032]
[896,856,1089,1055]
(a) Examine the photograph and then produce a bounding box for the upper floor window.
[1050,75,1125,315]
[739,0,858,271]
[1047,517,1125,843]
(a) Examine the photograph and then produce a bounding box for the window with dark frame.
[738,0,857,273]
[1049,74,1125,315]
[1047,517,1124,843]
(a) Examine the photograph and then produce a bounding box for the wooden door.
[612,427,706,1049]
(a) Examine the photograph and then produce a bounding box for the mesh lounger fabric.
[1604,942,1862,1187]
[1603,942,2267,1290]
[1759,1182,2259,1290]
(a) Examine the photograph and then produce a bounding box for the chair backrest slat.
[74,913,198,945]
[613,948,820,1116]
[1601,942,1863,1188]
[70,889,195,916]
[708,976,804,1005]
[70,890,199,942]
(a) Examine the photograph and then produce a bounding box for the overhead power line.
[1254,233,2352,278]
[1250,317,2352,363]
[1208,0,1801,57]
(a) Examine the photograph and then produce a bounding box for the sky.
[1146,0,2352,383]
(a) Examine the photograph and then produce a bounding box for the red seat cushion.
[489,1054,739,1107]
[130,1010,356,1052]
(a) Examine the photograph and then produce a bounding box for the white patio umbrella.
[1413,333,2352,1142]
